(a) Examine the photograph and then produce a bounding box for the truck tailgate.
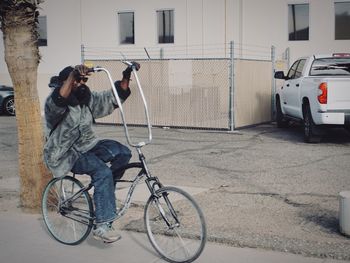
[327,78,350,110]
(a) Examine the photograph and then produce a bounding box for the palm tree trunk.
[1,4,51,211]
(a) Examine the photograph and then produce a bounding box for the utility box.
[339,191,350,236]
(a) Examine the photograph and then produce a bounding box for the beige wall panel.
[234,60,272,128]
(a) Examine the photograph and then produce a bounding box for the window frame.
[118,11,135,45]
[37,15,48,47]
[156,9,175,44]
[334,1,350,40]
[287,3,310,41]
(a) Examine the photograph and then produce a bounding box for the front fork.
[140,148,180,229]
[146,177,180,229]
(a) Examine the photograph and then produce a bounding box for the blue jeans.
[71,139,132,224]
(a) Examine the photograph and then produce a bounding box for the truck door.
[282,59,305,117]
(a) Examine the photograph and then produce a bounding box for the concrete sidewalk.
[0,212,346,263]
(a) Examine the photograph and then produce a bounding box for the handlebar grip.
[88,67,103,73]
[122,60,133,67]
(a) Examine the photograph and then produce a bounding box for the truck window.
[287,60,300,79]
[294,59,306,79]
[310,57,350,76]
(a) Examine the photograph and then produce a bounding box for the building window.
[38,16,47,46]
[288,4,309,41]
[157,10,174,44]
[335,2,350,40]
[118,12,134,44]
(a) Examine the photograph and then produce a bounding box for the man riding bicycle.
[44,62,139,243]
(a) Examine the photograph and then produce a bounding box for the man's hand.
[130,61,140,71]
[122,62,141,80]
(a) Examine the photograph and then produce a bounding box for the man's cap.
[48,76,61,88]
[58,66,74,82]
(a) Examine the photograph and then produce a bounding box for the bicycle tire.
[42,176,94,245]
[144,186,207,263]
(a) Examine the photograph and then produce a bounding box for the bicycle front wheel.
[144,186,207,263]
[42,176,93,245]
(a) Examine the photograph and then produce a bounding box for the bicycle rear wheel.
[42,176,93,245]
[144,186,206,263]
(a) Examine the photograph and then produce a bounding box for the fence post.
[285,47,290,68]
[160,48,164,59]
[271,45,276,121]
[81,44,85,64]
[229,41,235,131]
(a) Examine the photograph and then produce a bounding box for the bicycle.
[41,61,207,263]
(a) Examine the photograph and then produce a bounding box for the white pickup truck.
[274,53,350,143]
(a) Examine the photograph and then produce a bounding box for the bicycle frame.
[58,159,164,226]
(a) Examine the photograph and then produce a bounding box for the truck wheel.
[303,105,321,143]
[276,98,288,128]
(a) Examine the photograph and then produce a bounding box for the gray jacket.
[44,84,130,177]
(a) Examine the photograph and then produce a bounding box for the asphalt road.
[1,116,350,261]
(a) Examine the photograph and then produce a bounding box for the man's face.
[72,76,88,89]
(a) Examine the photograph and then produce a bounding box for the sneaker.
[92,223,122,243]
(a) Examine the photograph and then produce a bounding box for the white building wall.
[241,0,350,62]
[39,0,82,72]
[240,0,287,58]
[1,0,349,111]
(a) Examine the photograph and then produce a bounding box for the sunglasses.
[76,76,88,82]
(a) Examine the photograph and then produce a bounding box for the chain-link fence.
[85,59,230,129]
[83,42,276,130]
